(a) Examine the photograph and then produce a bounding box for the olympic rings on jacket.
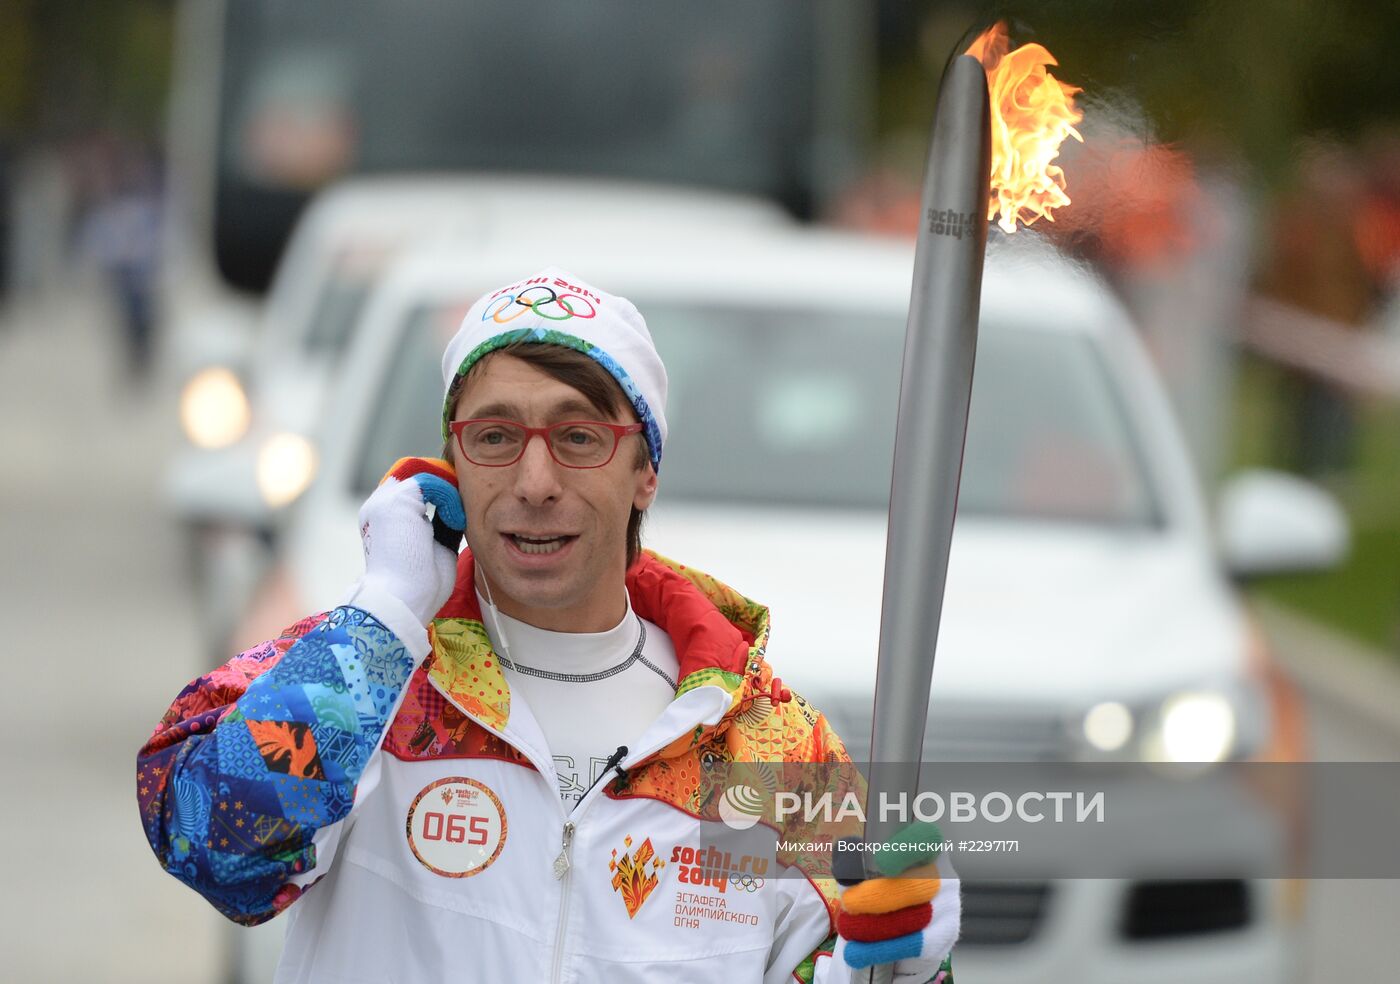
[483,285,598,324]
[729,874,765,893]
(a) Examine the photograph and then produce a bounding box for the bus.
[161,0,874,374]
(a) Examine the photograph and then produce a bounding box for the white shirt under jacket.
[475,589,681,809]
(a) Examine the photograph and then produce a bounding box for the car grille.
[958,881,1052,946]
[824,700,1068,763]
[1120,879,1251,940]
[923,707,1067,761]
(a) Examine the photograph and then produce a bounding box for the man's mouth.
[505,533,577,556]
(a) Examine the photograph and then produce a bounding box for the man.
[139,268,959,982]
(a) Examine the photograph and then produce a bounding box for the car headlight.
[255,433,318,508]
[180,367,251,448]
[1149,691,1237,763]
[1082,701,1134,753]
[1074,682,1264,763]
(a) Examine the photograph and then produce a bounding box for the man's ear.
[633,462,658,511]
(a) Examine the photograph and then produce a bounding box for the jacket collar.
[428,548,775,758]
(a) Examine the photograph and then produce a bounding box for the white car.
[232,228,1344,982]
[166,176,789,645]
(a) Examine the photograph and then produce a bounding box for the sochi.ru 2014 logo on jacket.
[608,833,771,929]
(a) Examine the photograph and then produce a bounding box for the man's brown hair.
[443,342,651,568]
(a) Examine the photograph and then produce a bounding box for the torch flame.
[967,22,1083,233]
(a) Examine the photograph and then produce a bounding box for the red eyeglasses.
[449,418,644,469]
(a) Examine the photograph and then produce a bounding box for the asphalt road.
[1276,629,1400,982]
[1,285,1395,981]
[0,288,220,984]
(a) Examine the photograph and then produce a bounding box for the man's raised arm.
[136,461,462,923]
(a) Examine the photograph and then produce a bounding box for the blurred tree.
[0,0,38,135]
[878,0,1400,190]
[0,0,173,142]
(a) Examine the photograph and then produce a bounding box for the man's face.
[450,353,657,632]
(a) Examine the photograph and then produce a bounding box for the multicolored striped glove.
[834,821,960,982]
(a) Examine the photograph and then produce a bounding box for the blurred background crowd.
[2,1,1399,982]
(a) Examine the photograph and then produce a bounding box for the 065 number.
[421,812,489,845]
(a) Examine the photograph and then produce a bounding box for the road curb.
[1254,599,1400,740]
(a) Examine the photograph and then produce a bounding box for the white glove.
[350,471,461,628]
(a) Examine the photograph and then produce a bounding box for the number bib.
[405,777,508,878]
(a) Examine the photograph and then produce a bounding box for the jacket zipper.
[550,819,575,983]
[549,745,627,982]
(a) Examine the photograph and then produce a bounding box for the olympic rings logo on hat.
[483,285,598,324]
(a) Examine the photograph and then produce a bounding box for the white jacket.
[139,550,861,982]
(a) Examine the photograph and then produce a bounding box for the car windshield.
[354,301,1162,527]
[223,1,811,187]
[302,265,375,354]
[215,0,820,290]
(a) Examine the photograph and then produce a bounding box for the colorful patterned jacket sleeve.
[137,587,429,925]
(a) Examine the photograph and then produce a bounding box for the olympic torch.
[860,50,989,860]
[830,49,988,984]
[838,23,1083,983]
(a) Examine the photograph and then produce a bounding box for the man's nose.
[511,433,564,505]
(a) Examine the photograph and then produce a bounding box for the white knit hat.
[440,267,668,470]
